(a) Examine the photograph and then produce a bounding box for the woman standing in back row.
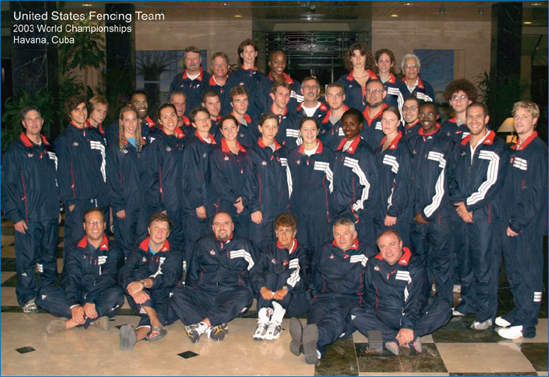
[337,43,378,113]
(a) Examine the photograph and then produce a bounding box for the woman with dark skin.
[332,108,379,247]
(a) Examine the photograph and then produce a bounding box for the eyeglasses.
[418,112,436,118]
[402,106,418,111]
[366,88,382,94]
[451,95,469,101]
[86,221,103,227]
[326,93,343,98]
[404,64,418,69]
[303,85,320,91]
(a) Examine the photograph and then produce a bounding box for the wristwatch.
[140,279,146,288]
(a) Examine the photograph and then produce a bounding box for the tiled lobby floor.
[1,216,547,376]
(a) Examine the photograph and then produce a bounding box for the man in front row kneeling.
[118,213,182,350]
[38,207,124,334]
[290,218,376,365]
[170,211,257,343]
[350,229,451,356]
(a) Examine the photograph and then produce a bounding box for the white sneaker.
[452,308,466,316]
[253,321,269,340]
[497,325,523,339]
[22,298,38,314]
[495,316,512,328]
[265,321,282,340]
[470,319,493,330]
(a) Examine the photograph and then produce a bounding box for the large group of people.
[1,39,547,365]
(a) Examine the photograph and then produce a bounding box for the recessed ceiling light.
[524,21,533,24]
[234,14,243,18]
[82,3,92,6]
[531,2,542,6]
[222,2,228,6]
[391,14,399,17]
[404,2,413,5]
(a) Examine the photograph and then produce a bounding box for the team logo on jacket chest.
[142,256,147,263]
[224,156,230,161]
[296,160,301,165]
[210,250,216,256]
[329,254,334,259]
[262,160,267,165]
[202,153,207,158]
[271,258,277,265]
[374,266,380,271]
[166,146,172,152]
[27,153,33,158]
[73,142,79,146]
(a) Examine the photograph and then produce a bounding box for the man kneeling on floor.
[290,218,376,365]
[170,211,257,343]
[38,207,124,334]
[118,213,182,350]
[350,229,451,356]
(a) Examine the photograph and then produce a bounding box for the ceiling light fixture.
[404,2,413,5]
[82,3,92,6]
[234,14,243,18]
[391,14,399,17]
[523,21,533,24]
[531,2,542,6]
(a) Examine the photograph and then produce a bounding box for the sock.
[258,307,272,323]
[271,301,286,325]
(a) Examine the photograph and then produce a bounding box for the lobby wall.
[372,20,491,97]
[135,19,253,68]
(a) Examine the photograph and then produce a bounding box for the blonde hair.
[118,106,143,151]
[513,100,540,119]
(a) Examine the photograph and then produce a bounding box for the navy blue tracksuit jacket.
[119,237,182,328]
[401,75,434,103]
[333,137,379,246]
[288,141,335,252]
[318,107,348,151]
[168,68,211,117]
[351,247,451,343]
[183,131,216,260]
[55,122,108,245]
[244,139,291,249]
[251,239,311,317]
[408,125,456,306]
[143,128,186,246]
[230,66,270,119]
[373,132,413,246]
[499,131,548,337]
[37,235,124,327]
[207,138,249,237]
[337,70,379,113]
[361,104,387,151]
[451,130,509,323]
[2,133,60,306]
[106,138,149,254]
[309,239,376,357]
[170,234,257,327]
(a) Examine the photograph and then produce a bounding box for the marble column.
[10,1,59,137]
[490,2,522,130]
[105,3,135,118]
